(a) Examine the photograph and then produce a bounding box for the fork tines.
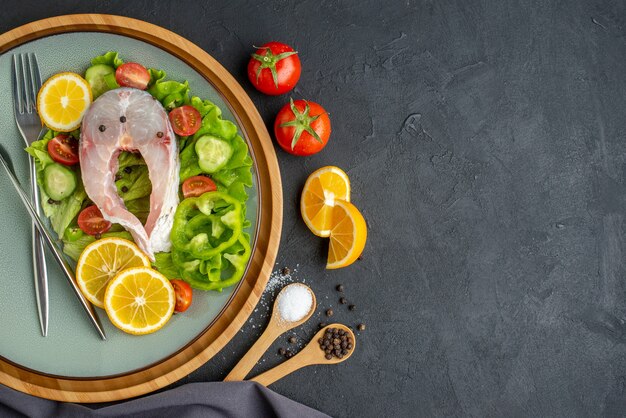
[12,53,41,116]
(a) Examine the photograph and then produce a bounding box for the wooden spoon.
[224,283,316,381]
[249,323,356,386]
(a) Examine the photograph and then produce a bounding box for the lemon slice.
[327,200,367,269]
[76,237,150,308]
[301,166,351,237]
[37,72,92,132]
[104,267,175,335]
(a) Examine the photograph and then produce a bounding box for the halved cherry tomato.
[115,62,150,90]
[274,99,331,156]
[169,105,202,136]
[77,205,112,236]
[47,134,79,166]
[170,279,192,312]
[248,42,301,95]
[182,175,217,199]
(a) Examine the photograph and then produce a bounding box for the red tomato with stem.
[77,205,112,236]
[274,99,331,156]
[47,134,79,166]
[182,176,217,198]
[115,63,150,90]
[170,279,192,312]
[169,105,202,136]
[248,42,301,95]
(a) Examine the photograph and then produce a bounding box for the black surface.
[3,0,626,416]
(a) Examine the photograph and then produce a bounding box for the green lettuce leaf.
[192,99,238,141]
[115,152,151,223]
[147,68,190,109]
[116,165,151,202]
[124,197,150,225]
[153,252,180,279]
[90,51,124,68]
[62,231,133,262]
[179,137,202,181]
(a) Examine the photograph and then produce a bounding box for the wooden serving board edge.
[0,13,283,403]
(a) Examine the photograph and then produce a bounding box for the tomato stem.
[252,48,298,89]
[279,98,324,150]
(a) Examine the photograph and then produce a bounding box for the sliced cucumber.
[43,163,77,201]
[195,135,233,173]
[104,72,120,90]
[85,64,115,98]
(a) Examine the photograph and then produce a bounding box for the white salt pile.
[277,283,313,323]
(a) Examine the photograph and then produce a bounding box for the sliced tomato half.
[182,175,217,198]
[115,62,150,90]
[170,279,193,312]
[47,134,79,166]
[169,105,202,136]
[77,205,112,236]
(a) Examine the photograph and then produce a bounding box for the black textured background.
[5,1,626,416]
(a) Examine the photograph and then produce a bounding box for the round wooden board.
[0,14,282,402]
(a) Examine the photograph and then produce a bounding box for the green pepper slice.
[170,191,242,259]
[172,233,251,291]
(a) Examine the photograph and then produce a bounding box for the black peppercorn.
[339,297,347,305]
[99,125,106,132]
[285,350,293,358]
[288,336,297,344]
[336,284,344,292]
[121,186,128,193]
[120,116,126,123]
[319,327,354,360]
[278,347,286,356]
[357,323,366,331]
[115,174,122,181]
[326,309,334,317]
[47,198,57,205]
[281,267,291,275]
[349,304,356,311]
[124,166,132,174]
[94,233,101,240]
[156,131,164,138]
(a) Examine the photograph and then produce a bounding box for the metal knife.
[0,144,106,340]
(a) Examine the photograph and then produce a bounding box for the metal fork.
[12,53,49,337]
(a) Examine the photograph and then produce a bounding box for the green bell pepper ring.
[172,233,251,291]
[170,191,242,259]
[63,226,84,242]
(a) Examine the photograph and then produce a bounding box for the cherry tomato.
[182,176,217,199]
[115,62,150,90]
[170,279,192,313]
[169,105,202,136]
[77,205,112,236]
[47,134,79,166]
[248,42,301,95]
[274,99,331,156]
